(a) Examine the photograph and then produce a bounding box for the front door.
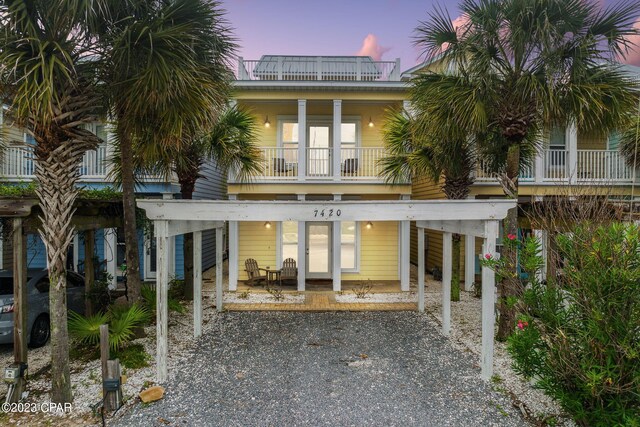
[306,222,332,279]
[307,124,331,176]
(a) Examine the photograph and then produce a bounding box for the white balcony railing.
[237,57,401,82]
[242,146,397,182]
[475,148,636,184]
[1,145,108,180]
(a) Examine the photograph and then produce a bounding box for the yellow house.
[229,55,413,292]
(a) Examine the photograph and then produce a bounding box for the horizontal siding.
[237,221,277,280]
[343,221,398,281]
[577,131,607,150]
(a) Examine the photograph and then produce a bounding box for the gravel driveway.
[113,311,525,427]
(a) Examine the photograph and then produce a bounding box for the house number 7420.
[314,208,341,218]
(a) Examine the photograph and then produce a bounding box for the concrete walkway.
[226,292,417,312]
[113,312,525,427]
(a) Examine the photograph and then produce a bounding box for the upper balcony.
[236,56,402,82]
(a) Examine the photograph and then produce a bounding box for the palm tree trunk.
[451,233,461,302]
[179,173,197,300]
[119,131,142,303]
[35,141,87,403]
[497,144,521,341]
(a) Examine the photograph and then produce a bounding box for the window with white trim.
[341,221,358,271]
[282,221,298,263]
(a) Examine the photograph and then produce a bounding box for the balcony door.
[307,123,331,177]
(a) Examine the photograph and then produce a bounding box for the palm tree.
[111,105,262,298]
[100,0,235,303]
[414,0,639,339]
[381,109,475,301]
[0,0,104,402]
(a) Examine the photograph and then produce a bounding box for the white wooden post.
[193,230,202,338]
[277,56,283,80]
[392,58,401,80]
[155,220,170,383]
[163,193,176,279]
[228,195,238,291]
[534,141,545,183]
[356,57,362,81]
[400,220,410,291]
[73,234,79,272]
[332,221,341,292]
[216,227,223,312]
[464,234,475,291]
[333,100,342,180]
[298,100,307,180]
[316,56,322,80]
[481,220,499,380]
[533,229,547,282]
[297,195,306,291]
[104,228,117,289]
[567,123,578,183]
[238,57,248,80]
[442,231,452,336]
[418,227,425,312]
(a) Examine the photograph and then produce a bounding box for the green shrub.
[86,275,113,314]
[489,223,640,426]
[141,283,185,315]
[113,343,150,369]
[68,311,109,347]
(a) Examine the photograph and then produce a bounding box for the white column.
[533,229,548,282]
[228,195,238,291]
[193,230,202,337]
[442,231,452,336]
[332,194,342,291]
[400,220,410,291]
[297,194,306,291]
[104,228,117,289]
[481,220,499,380]
[162,193,176,279]
[333,100,342,180]
[216,227,223,312]
[155,220,170,383]
[464,234,475,291]
[418,227,425,312]
[298,100,307,180]
[567,123,578,183]
[534,143,545,183]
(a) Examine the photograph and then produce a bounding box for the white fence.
[1,145,108,179]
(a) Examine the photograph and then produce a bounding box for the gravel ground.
[112,311,526,427]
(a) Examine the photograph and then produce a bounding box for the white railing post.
[356,57,362,81]
[566,123,578,183]
[534,144,545,183]
[277,56,283,80]
[333,100,342,180]
[238,57,248,80]
[317,57,322,80]
[298,100,307,180]
[391,58,401,80]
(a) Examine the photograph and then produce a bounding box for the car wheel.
[29,315,50,348]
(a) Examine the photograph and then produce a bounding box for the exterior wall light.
[368,117,374,127]
[264,116,271,128]
[366,221,373,229]
[264,221,272,229]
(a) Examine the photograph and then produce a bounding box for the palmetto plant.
[414,0,639,339]
[99,0,236,303]
[0,0,105,403]
[110,105,262,298]
[380,108,475,301]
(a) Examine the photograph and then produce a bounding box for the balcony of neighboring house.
[474,126,639,186]
[236,55,402,82]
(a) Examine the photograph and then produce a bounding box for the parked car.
[0,269,85,348]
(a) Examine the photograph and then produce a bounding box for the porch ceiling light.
[264,221,272,229]
[368,117,374,127]
[264,115,271,128]
[366,221,373,229]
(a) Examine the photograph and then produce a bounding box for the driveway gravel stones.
[113,311,526,427]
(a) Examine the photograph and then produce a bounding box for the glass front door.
[306,222,332,278]
[307,125,331,176]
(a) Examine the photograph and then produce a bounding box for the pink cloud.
[356,34,391,60]
[622,17,640,66]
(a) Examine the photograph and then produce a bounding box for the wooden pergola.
[138,199,515,383]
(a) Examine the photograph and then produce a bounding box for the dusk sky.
[222,0,640,70]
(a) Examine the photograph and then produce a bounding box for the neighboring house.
[402,62,640,286]
[230,55,413,291]
[0,109,226,284]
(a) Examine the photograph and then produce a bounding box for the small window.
[282,221,298,263]
[549,127,565,149]
[341,221,358,271]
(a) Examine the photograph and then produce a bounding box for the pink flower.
[484,254,492,260]
[507,233,516,241]
[517,321,524,330]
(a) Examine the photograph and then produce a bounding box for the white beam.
[193,230,202,338]
[481,220,499,380]
[465,234,475,291]
[297,221,306,291]
[417,220,487,238]
[298,100,307,180]
[155,220,170,383]
[400,220,410,291]
[229,220,239,291]
[442,231,452,336]
[418,227,425,312]
[332,221,341,291]
[168,220,224,237]
[138,200,516,223]
[333,100,342,180]
[216,227,223,312]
